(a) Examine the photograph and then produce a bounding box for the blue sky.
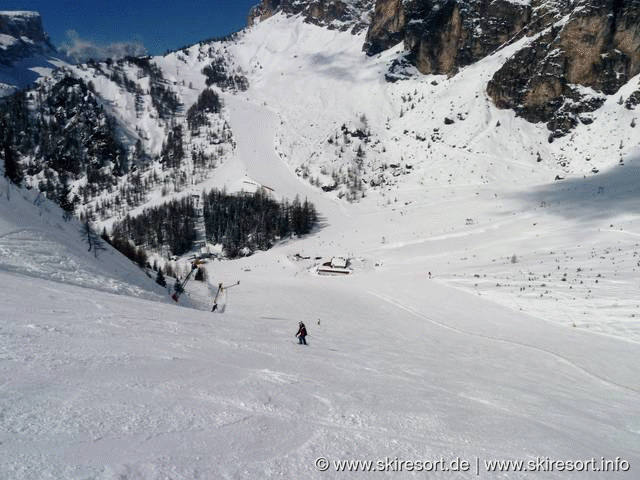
[7,0,259,57]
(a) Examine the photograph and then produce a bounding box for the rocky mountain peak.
[248,0,376,33]
[365,1,536,69]
[487,0,640,137]
[0,11,55,63]
[365,0,640,136]
[1,11,47,42]
[0,11,60,97]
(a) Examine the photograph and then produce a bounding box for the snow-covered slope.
[0,180,165,300]
[225,13,637,193]
[7,11,639,219]
[1,9,640,478]
[2,167,640,479]
[197,14,640,340]
[1,189,639,479]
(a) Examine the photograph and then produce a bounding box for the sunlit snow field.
[1,13,639,480]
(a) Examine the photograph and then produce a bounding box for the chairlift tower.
[192,193,207,254]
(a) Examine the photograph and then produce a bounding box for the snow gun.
[171,260,205,302]
[211,281,240,312]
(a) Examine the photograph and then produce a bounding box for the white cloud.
[60,30,147,62]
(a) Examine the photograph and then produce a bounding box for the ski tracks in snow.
[365,286,640,396]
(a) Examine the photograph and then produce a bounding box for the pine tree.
[81,221,107,257]
[135,247,148,269]
[3,140,22,186]
[58,181,75,221]
[156,268,167,287]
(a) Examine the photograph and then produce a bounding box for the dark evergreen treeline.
[203,190,317,257]
[202,54,249,92]
[160,125,185,170]
[112,189,318,258]
[186,89,223,131]
[102,229,149,268]
[112,196,195,256]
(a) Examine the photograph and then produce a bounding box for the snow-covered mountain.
[249,0,375,32]
[2,1,640,327]
[4,1,640,215]
[0,11,66,97]
[1,2,640,478]
[366,0,640,137]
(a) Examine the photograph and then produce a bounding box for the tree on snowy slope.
[0,76,124,201]
[81,221,107,258]
[58,180,76,220]
[161,125,185,170]
[202,55,249,92]
[102,230,149,268]
[156,268,167,287]
[2,136,22,186]
[150,81,183,120]
[186,89,223,131]
[0,102,24,186]
[290,196,318,236]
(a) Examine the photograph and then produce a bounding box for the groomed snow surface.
[1,178,639,479]
[1,13,640,480]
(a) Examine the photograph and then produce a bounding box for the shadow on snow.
[514,157,640,221]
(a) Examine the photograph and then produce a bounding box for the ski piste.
[211,281,240,312]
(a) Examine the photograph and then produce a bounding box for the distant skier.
[296,321,308,345]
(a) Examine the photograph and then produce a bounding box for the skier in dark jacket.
[296,321,308,345]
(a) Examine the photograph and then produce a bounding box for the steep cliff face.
[0,11,60,97]
[248,0,375,33]
[365,0,531,75]
[365,0,640,136]
[487,0,640,137]
[363,0,405,54]
[0,11,55,65]
[0,11,47,43]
